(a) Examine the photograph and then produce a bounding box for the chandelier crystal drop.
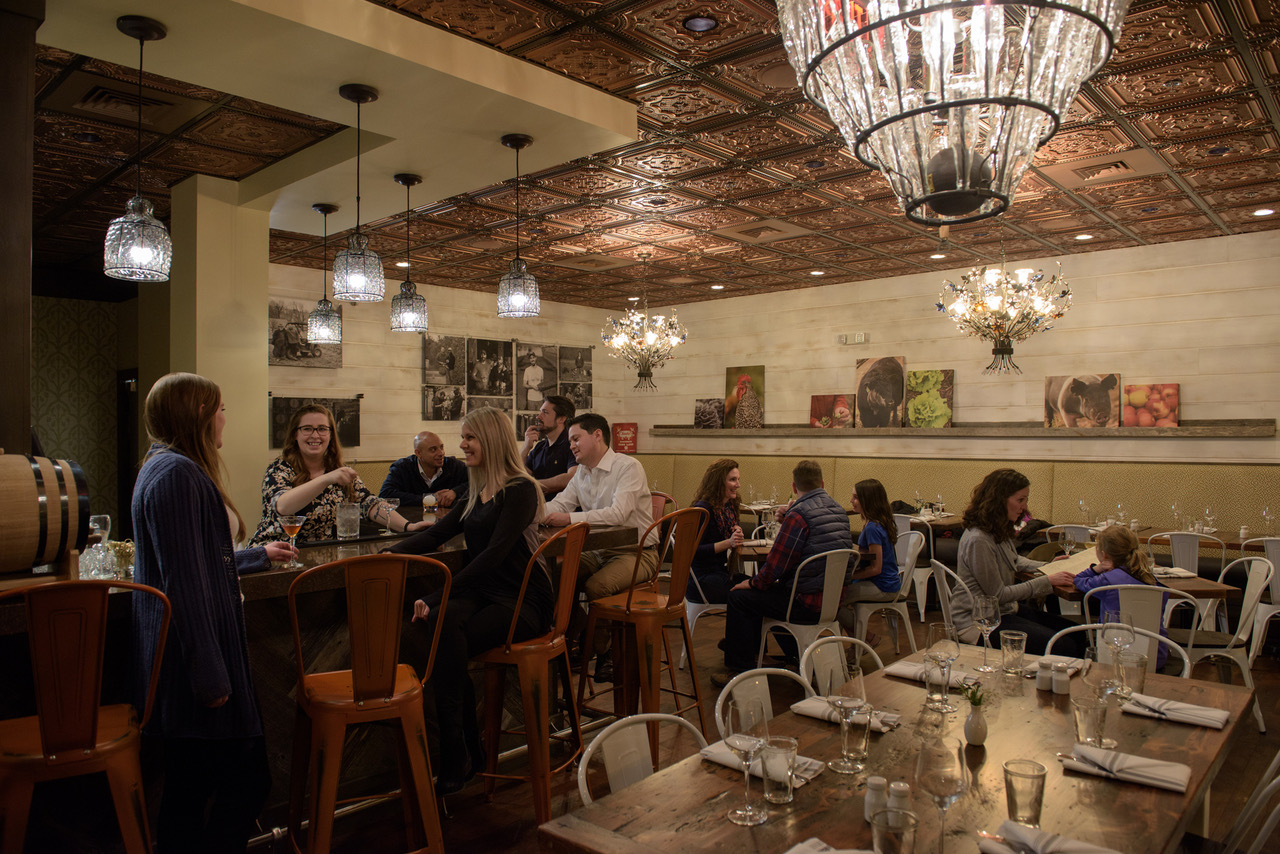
[496,134,540,318]
[332,84,385,302]
[776,0,1130,225]
[601,254,687,390]
[308,203,342,344]
[390,173,428,332]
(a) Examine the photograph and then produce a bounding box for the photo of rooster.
[724,366,765,429]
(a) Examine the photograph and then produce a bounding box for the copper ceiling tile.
[1107,2,1229,66]
[106,164,187,195]
[609,221,691,242]
[1033,125,1132,164]
[544,205,629,229]
[1075,176,1182,205]
[1141,227,1227,243]
[224,98,345,133]
[1093,53,1250,111]
[77,58,225,103]
[757,254,823,270]
[1163,129,1280,166]
[606,0,779,62]
[1219,205,1280,225]
[635,79,751,127]
[184,110,333,157]
[1125,213,1218,235]
[763,148,860,179]
[147,140,269,178]
[1225,219,1280,235]
[790,206,875,230]
[1181,159,1280,188]
[831,222,917,243]
[1000,193,1074,220]
[519,28,662,92]
[1200,184,1280,207]
[613,144,722,177]
[711,45,804,102]
[666,205,756,229]
[1135,97,1267,142]
[738,188,833,217]
[478,183,577,213]
[430,203,510,228]
[380,0,570,50]
[696,117,819,157]
[817,171,896,201]
[557,232,633,253]
[680,168,776,198]
[538,166,640,197]
[35,112,160,161]
[1107,197,1201,221]
[614,189,703,212]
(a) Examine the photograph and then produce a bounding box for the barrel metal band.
[27,455,49,565]
[53,460,71,555]
[69,459,91,552]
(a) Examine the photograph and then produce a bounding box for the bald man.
[379,431,469,508]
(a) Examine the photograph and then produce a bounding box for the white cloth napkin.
[783,838,871,854]
[741,539,774,548]
[1059,743,1190,792]
[976,820,1122,854]
[789,697,902,731]
[1022,654,1083,678]
[1121,692,1229,729]
[700,740,825,786]
[1154,567,1196,578]
[884,659,975,688]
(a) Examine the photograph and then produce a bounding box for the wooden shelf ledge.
[649,419,1275,440]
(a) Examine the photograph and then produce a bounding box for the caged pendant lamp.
[103,15,172,282]
[389,173,428,333]
[307,203,342,344]
[496,134,540,318]
[331,84,385,302]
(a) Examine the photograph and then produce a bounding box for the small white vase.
[964,706,988,746]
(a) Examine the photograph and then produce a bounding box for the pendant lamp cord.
[405,182,411,269]
[514,146,521,262]
[355,102,362,236]
[135,37,144,198]
[322,212,329,300]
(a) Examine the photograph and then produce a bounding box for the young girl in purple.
[837,478,901,643]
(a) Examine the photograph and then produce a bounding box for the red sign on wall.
[611,422,638,453]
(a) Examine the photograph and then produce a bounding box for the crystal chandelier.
[307,203,342,343]
[776,0,1130,225]
[601,254,687,390]
[937,257,1071,373]
[104,16,172,282]
[332,84,385,302]
[390,173,428,333]
[496,134,540,318]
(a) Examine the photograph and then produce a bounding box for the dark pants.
[991,604,1085,657]
[157,735,270,854]
[687,569,749,604]
[424,593,546,781]
[723,585,821,671]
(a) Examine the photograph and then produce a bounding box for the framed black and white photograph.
[516,342,559,410]
[423,334,465,386]
[516,412,539,439]
[562,382,592,412]
[467,395,514,415]
[270,395,360,448]
[268,297,342,368]
[468,338,514,397]
[423,385,465,421]
[559,345,592,382]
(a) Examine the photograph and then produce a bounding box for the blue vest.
[789,488,855,597]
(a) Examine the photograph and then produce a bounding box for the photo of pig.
[1044,374,1122,428]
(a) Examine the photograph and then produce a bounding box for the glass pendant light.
[104,15,172,282]
[496,133,540,318]
[389,173,428,332]
[331,84,385,302]
[307,203,342,343]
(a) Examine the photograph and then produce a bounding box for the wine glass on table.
[974,595,1000,673]
[936,494,945,516]
[925,622,960,712]
[722,697,769,826]
[379,498,399,536]
[1204,507,1216,533]
[1062,529,1078,557]
[1265,505,1276,537]
[1100,610,1135,699]
[825,665,870,774]
[1116,503,1127,528]
[1170,500,1181,531]
[1079,500,1090,526]
[916,736,969,854]
[278,514,305,569]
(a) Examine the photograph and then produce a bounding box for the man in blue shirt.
[380,431,468,509]
[520,395,577,497]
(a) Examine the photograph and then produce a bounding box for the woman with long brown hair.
[688,458,748,604]
[837,478,901,643]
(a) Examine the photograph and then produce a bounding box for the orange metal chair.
[0,580,171,854]
[577,507,710,749]
[286,554,451,854]
[475,522,589,824]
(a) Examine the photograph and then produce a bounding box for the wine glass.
[1100,610,1135,695]
[916,736,969,854]
[825,665,870,774]
[915,490,924,513]
[1062,530,1078,556]
[974,595,1000,673]
[1204,506,1216,532]
[1264,505,1276,536]
[936,494,945,515]
[1116,502,1127,527]
[1170,500,1181,530]
[379,498,400,536]
[1079,500,1090,525]
[278,514,306,569]
[925,622,960,712]
[723,697,769,826]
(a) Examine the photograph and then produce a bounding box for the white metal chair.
[1167,556,1274,733]
[1044,524,1094,545]
[930,559,974,632]
[1080,583,1197,672]
[679,569,725,670]
[712,667,814,738]
[1147,531,1228,629]
[754,548,858,667]
[1215,747,1280,854]
[1043,624,1191,678]
[576,713,708,806]
[895,513,936,622]
[1244,537,1280,665]
[799,636,884,696]
[850,530,924,655]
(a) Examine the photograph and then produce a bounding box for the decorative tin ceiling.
[32,0,1280,309]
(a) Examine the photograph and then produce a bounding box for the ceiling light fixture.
[776,0,1130,225]
[683,15,719,32]
[103,15,172,282]
[601,252,688,390]
[1075,234,1094,240]
[496,134,540,318]
[390,173,428,333]
[1254,208,1275,217]
[711,284,725,290]
[809,270,826,276]
[932,224,952,259]
[332,84,385,302]
[307,203,342,344]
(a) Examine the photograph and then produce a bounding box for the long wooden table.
[1045,548,1241,601]
[539,646,1253,854]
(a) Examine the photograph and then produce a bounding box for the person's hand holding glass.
[916,736,968,854]
[975,596,1000,673]
[925,622,960,712]
[825,665,871,774]
[723,697,769,826]
[278,514,306,569]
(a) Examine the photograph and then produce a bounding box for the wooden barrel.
[0,455,90,574]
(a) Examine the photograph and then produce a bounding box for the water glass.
[89,514,112,545]
[1071,696,1109,747]
[1000,630,1027,674]
[871,808,918,854]
[1116,652,1148,698]
[1003,759,1047,827]
[336,502,361,540]
[759,736,798,805]
[723,697,769,826]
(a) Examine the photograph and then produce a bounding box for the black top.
[379,455,470,504]
[525,429,575,491]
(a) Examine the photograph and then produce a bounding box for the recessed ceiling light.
[1254,208,1275,216]
[809,270,826,276]
[930,252,947,259]
[395,260,410,268]
[628,296,640,301]
[646,197,670,206]
[710,284,725,290]
[1075,234,1094,240]
[804,159,826,169]
[682,15,718,32]
[1140,206,1160,213]
[71,131,101,143]
[1208,146,1232,156]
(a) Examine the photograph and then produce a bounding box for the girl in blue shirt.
[837,478,901,643]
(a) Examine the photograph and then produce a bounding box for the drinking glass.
[1116,503,1127,527]
[723,697,769,826]
[1170,500,1181,529]
[1080,650,1120,749]
[1264,505,1276,536]
[1204,507,1216,531]
[935,494,945,515]
[825,665,870,774]
[871,808,918,854]
[975,595,1000,673]
[916,736,968,854]
[925,623,960,712]
[89,514,111,545]
[915,490,924,513]
[1062,530,1078,556]
[1079,500,1090,525]
[1003,759,1047,827]
[1071,695,1109,749]
[278,514,306,569]
[379,498,400,536]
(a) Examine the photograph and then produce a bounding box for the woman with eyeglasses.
[250,404,428,546]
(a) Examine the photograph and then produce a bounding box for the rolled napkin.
[976,820,1122,854]
[790,697,902,731]
[700,740,826,786]
[1022,654,1083,678]
[783,838,872,854]
[741,539,774,548]
[1154,567,1196,579]
[1121,692,1229,729]
[1059,743,1190,792]
[884,659,975,688]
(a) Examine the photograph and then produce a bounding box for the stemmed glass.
[915,490,924,514]
[1079,500,1090,525]
[1116,503,1127,527]
[1204,506,1216,532]
[379,498,400,535]
[974,596,1000,673]
[278,514,306,568]
[1062,530,1078,556]
[1081,649,1121,749]
[1264,505,1276,536]
[723,697,769,826]
[925,622,960,712]
[825,665,870,774]
[1170,500,1181,530]
[916,736,969,854]
[936,494,945,515]
[1100,610,1135,697]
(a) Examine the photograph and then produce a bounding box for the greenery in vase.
[960,683,985,706]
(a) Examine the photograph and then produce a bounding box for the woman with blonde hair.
[688,458,747,604]
[131,372,294,852]
[388,407,549,794]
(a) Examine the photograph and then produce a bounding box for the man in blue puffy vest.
[713,459,853,687]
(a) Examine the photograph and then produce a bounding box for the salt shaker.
[1036,659,1054,691]
[1052,661,1072,695]
[886,781,911,813]
[1241,526,1250,540]
[864,776,888,822]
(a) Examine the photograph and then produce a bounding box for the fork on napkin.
[884,659,976,688]
[1022,654,1083,678]
[700,740,826,785]
[790,697,902,731]
[977,820,1121,854]
[1121,693,1229,729]
[1058,743,1190,792]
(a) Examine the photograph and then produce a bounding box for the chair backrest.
[1081,583,1196,669]
[1217,556,1275,649]
[289,554,452,700]
[1044,623,1191,677]
[577,712,708,805]
[1027,542,1068,563]
[650,491,678,521]
[799,636,885,696]
[1243,538,1280,602]
[712,667,813,738]
[783,547,859,624]
[930,559,973,630]
[1147,531,1226,575]
[0,580,170,757]
[1222,746,1280,854]
[1045,524,1092,543]
[892,530,926,601]
[893,514,914,539]
[504,521,589,652]
[625,506,708,611]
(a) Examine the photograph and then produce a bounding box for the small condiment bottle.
[886,781,911,812]
[1036,659,1054,691]
[864,776,888,822]
[1052,661,1072,695]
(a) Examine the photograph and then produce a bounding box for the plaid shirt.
[750,510,823,612]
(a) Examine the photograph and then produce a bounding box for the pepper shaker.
[864,776,888,822]
[1036,659,1054,691]
[886,781,911,813]
[1052,661,1072,695]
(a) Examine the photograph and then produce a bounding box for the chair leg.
[0,771,35,854]
[306,717,347,854]
[576,611,599,712]
[397,709,446,853]
[482,663,506,801]
[1250,611,1276,667]
[915,571,930,622]
[554,648,586,767]
[1236,657,1267,733]
[678,616,709,739]
[287,705,312,847]
[679,609,700,671]
[517,657,554,825]
[103,750,152,854]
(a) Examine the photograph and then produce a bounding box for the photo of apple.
[1123,383,1180,427]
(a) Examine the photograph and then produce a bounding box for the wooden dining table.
[1045,548,1242,601]
[539,646,1254,854]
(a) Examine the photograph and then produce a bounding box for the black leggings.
[991,604,1086,657]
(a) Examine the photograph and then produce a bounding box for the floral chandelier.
[601,255,687,390]
[937,260,1071,373]
[776,0,1130,225]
